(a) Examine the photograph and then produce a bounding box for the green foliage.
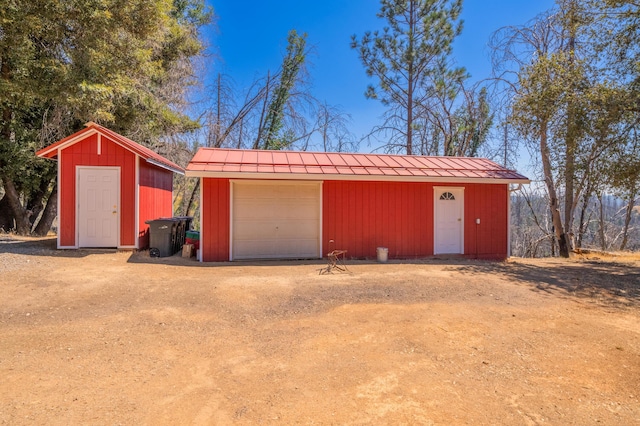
[592,0,640,79]
[512,48,633,180]
[1,0,211,141]
[0,0,212,234]
[352,0,464,155]
[495,0,640,256]
[587,0,640,217]
[511,52,583,138]
[259,30,307,150]
[605,125,640,200]
[448,87,493,157]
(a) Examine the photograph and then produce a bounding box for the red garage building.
[36,122,184,250]
[186,148,529,262]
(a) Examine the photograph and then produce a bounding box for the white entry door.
[434,187,464,254]
[77,167,119,247]
[232,181,321,260]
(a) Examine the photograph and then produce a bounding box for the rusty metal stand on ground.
[320,249,348,274]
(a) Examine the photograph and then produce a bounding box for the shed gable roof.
[36,122,184,175]
[186,148,529,184]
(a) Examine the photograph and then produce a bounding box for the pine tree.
[351,0,464,155]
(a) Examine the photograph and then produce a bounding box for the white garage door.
[232,181,321,260]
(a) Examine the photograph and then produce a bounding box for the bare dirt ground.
[1,236,639,425]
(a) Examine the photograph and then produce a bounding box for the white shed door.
[78,167,119,247]
[232,181,321,260]
[434,187,464,254]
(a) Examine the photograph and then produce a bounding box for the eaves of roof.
[185,148,530,184]
[36,122,184,175]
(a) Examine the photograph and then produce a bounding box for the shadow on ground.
[3,235,637,309]
[0,236,118,258]
[457,260,640,308]
[126,249,330,268]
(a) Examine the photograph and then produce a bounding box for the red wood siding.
[138,161,174,248]
[323,181,508,260]
[59,133,136,247]
[464,183,508,260]
[201,178,230,261]
[322,181,433,259]
[200,179,509,261]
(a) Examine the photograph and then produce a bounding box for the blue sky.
[205,0,556,156]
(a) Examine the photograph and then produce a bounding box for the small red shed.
[186,148,529,262]
[36,122,184,249]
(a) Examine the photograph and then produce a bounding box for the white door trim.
[199,177,204,262]
[318,181,323,258]
[57,147,65,248]
[434,186,464,255]
[76,166,120,248]
[507,184,511,258]
[229,180,234,261]
[133,155,140,249]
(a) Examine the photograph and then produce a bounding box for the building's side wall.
[59,133,136,247]
[464,183,509,260]
[322,181,433,259]
[138,161,174,249]
[201,178,230,262]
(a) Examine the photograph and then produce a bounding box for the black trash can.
[146,218,180,257]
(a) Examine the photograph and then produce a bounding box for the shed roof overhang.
[185,148,530,185]
[36,122,185,175]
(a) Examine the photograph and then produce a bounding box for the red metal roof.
[36,122,184,174]
[186,148,529,183]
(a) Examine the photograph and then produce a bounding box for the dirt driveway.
[1,236,639,425]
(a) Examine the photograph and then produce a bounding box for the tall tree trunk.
[0,176,31,234]
[25,171,55,229]
[564,139,576,244]
[32,186,57,236]
[237,119,244,148]
[540,121,570,257]
[0,194,14,231]
[563,0,578,250]
[407,80,413,155]
[216,73,222,146]
[181,179,200,218]
[406,1,415,156]
[576,178,594,249]
[619,188,637,251]
[254,70,270,150]
[597,193,607,251]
